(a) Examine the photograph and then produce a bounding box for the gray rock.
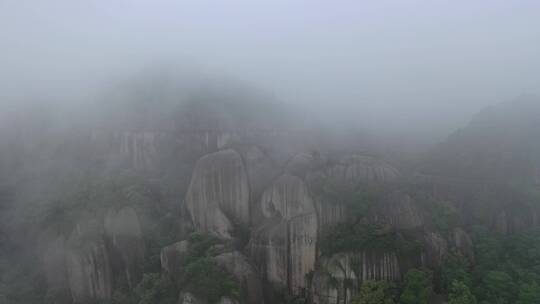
[311,252,401,304]
[370,192,424,230]
[452,228,475,264]
[118,131,159,171]
[161,240,191,279]
[250,174,317,294]
[327,155,400,184]
[242,146,279,198]
[422,232,448,268]
[218,297,239,304]
[315,197,349,235]
[214,251,264,304]
[186,149,250,238]
[178,291,206,304]
[65,221,112,303]
[104,206,145,288]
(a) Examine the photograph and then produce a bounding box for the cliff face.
[327,155,400,184]
[311,252,401,304]
[41,207,146,304]
[370,192,424,230]
[65,222,113,303]
[104,207,145,288]
[185,149,250,238]
[250,174,318,293]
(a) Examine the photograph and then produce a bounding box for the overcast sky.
[1,0,539,139]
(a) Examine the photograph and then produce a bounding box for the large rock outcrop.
[65,222,112,303]
[250,174,318,294]
[314,197,349,235]
[422,232,448,268]
[118,131,159,171]
[451,228,475,264]
[370,192,424,230]
[186,149,250,238]
[104,206,145,288]
[327,155,400,184]
[178,291,205,304]
[241,146,279,199]
[311,252,401,304]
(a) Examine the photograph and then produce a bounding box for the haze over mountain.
[1,1,540,304]
[2,0,540,142]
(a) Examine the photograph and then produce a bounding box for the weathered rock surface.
[161,240,191,279]
[315,197,349,235]
[104,206,145,288]
[250,174,317,294]
[451,228,475,264]
[218,297,239,304]
[214,251,264,304]
[491,207,540,235]
[327,155,400,184]
[42,237,71,301]
[186,149,250,238]
[311,252,401,304]
[241,146,279,199]
[250,219,289,290]
[118,131,159,171]
[66,223,112,303]
[422,232,448,268]
[370,192,424,230]
[178,291,206,304]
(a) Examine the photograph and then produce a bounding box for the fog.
[3,2,540,304]
[2,0,540,141]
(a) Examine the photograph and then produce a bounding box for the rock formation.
[104,206,145,288]
[422,232,448,268]
[65,222,112,303]
[451,228,475,264]
[186,149,250,238]
[327,155,400,184]
[311,252,401,304]
[250,174,318,293]
[161,240,191,279]
[214,251,264,304]
[241,146,279,199]
[178,291,205,304]
[370,192,424,230]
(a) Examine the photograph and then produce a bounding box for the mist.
[2,0,540,142]
[2,2,540,304]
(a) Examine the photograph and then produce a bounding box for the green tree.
[516,282,540,304]
[399,269,433,304]
[449,280,477,304]
[135,273,177,304]
[182,258,239,303]
[481,271,516,304]
[430,201,459,236]
[351,281,394,304]
[441,252,472,292]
